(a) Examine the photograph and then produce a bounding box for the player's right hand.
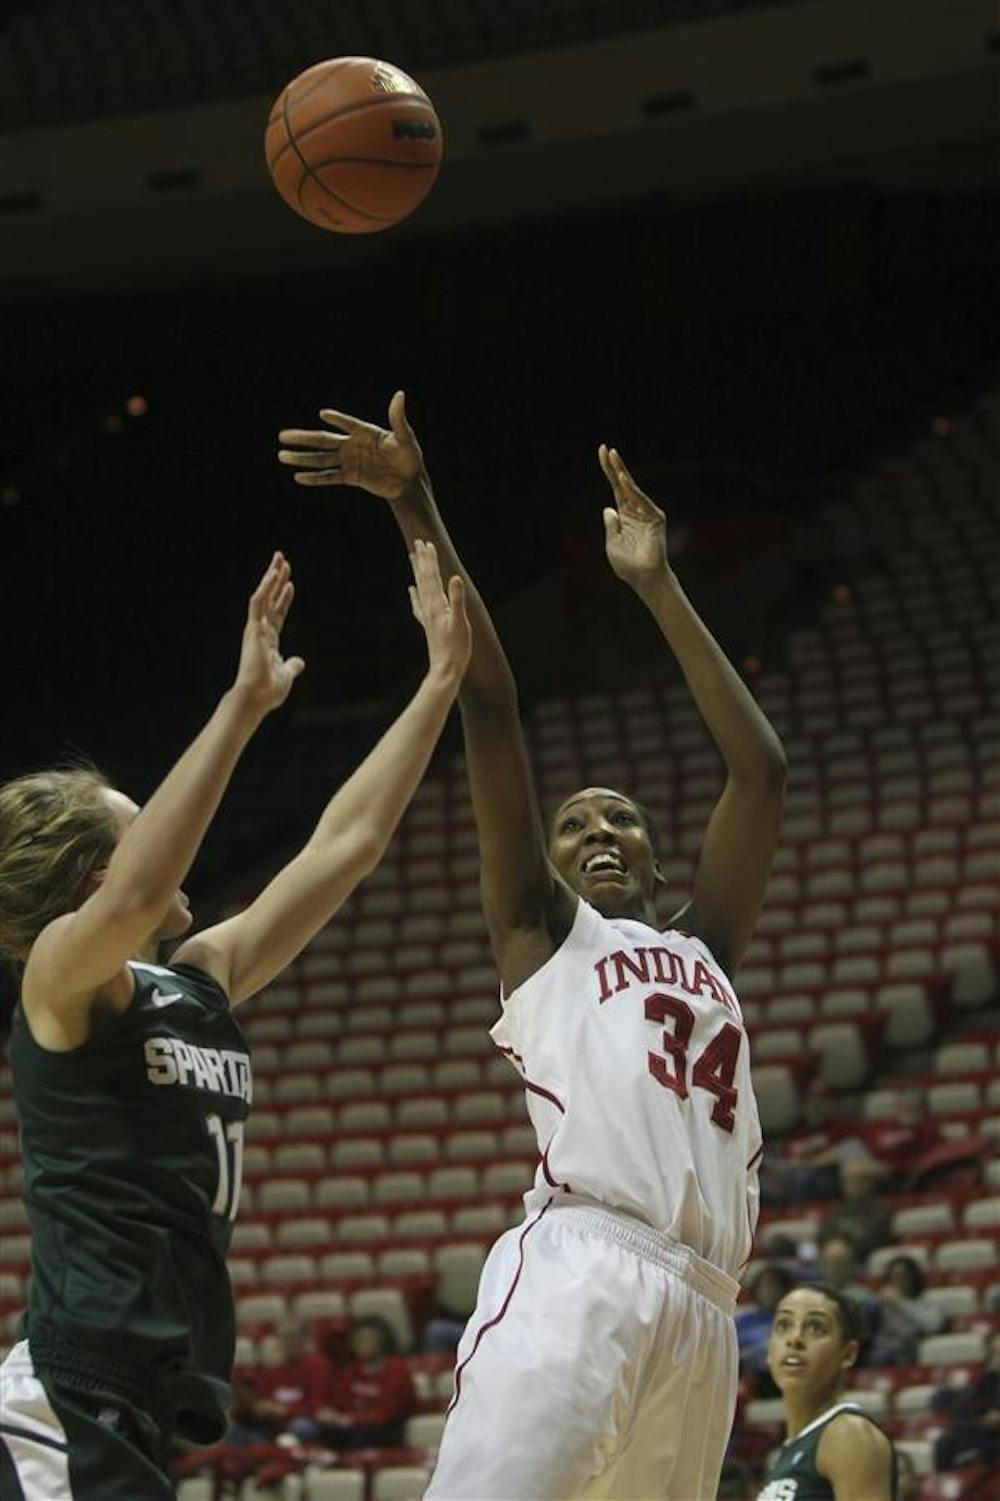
[278,390,423,502]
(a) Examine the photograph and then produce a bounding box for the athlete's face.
[352,1323,385,1362]
[548,788,662,919]
[100,789,193,940]
[767,1289,859,1396]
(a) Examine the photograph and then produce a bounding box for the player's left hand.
[598,444,670,592]
[278,390,423,502]
[233,552,305,712]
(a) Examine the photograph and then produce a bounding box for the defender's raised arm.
[176,540,471,1003]
[21,553,302,1031]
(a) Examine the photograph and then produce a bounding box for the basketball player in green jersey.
[757,1285,897,1500]
[0,544,470,1500]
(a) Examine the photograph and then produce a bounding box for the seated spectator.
[736,1265,797,1373]
[816,1236,872,1312]
[860,1091,945,1184]
[760,1080,857,1204]
[867,1254,946,1366]
[225,1369,275,1446]
[248,1318,335,1442]
[933,1331,1000,1471]
[318,1316,417,1450]
[756,1230,819,1281]
[817,1160,892,1260]
[423,1313,467,1355]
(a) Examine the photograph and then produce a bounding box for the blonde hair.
[0,767,118,966]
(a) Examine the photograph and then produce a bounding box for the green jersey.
[756,1402,897,1500]
[9,960,252,1446]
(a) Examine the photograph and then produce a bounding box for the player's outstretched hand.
[234,552,305,712]
[598,444,670,594]
[278,390,423,502]
[408,538,471,689]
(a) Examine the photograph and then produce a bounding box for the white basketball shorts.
[0,1339,174,1500]
[424,1199,740,1501]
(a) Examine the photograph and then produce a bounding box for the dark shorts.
[0,1340,175,1500]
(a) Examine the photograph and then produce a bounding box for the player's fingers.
[608,447,640,490]
[602,507,621,542]
[273,579,295,626]
[249,552,282,617]
[293,470,343,486]
[279,449,343,471]
[447,574,467,615]
[417,539,442,586]
[278,428,343,450]
[263,561,289,618]
[598,443,624,506]
[319,408,372,435]
[286,655,306,679]
[416,541,444,600]
[608,448,651,509]
[389,389,416,441]
[408,584,423,622]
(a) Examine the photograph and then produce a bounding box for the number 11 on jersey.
[206,1113,245,1220]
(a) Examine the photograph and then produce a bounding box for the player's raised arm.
[598,445,787,977]
[278,395,570,987]
[23,554,303,1019]
[174,540,471,1004]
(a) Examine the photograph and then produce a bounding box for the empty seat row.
[240,1162,532,1207]
[251,1076,530,1115]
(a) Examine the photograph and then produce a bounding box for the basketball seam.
[313,178,397,224]
[282,87,395,226]
[308,156,439,172]
[282,85,329,224]
[268,61,353,126]
[286,60,353,120]
[269,92,433,175]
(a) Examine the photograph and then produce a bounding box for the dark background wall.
[1,0,998,929]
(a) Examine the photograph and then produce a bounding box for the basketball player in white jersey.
[278,395,787,1500]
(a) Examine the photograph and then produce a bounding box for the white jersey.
[491,897,763,1279]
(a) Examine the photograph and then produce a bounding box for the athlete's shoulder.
[130,959,230,1011]
[816,1408,894,1489]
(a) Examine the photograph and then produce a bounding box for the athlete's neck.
[590,894,659,925]
[783,1388,847,1442]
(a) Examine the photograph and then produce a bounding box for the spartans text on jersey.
[758,1482,801,1500]
[144,1037,253,1102]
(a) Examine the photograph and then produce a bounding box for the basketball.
[265,56,443,235]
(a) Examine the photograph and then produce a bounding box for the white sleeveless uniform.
[425,899,763,1501]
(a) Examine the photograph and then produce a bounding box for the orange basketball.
[265,57,443,235]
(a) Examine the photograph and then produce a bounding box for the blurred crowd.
[735,1078,997,1480]
[230,1316,417,1451]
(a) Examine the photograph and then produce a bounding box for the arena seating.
[0,0,812,128]
[0,378,997,1497]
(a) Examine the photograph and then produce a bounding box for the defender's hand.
[234,552,305,712]
[408,538,471,690]
[278,390,423,501]
[598,444,670,592]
